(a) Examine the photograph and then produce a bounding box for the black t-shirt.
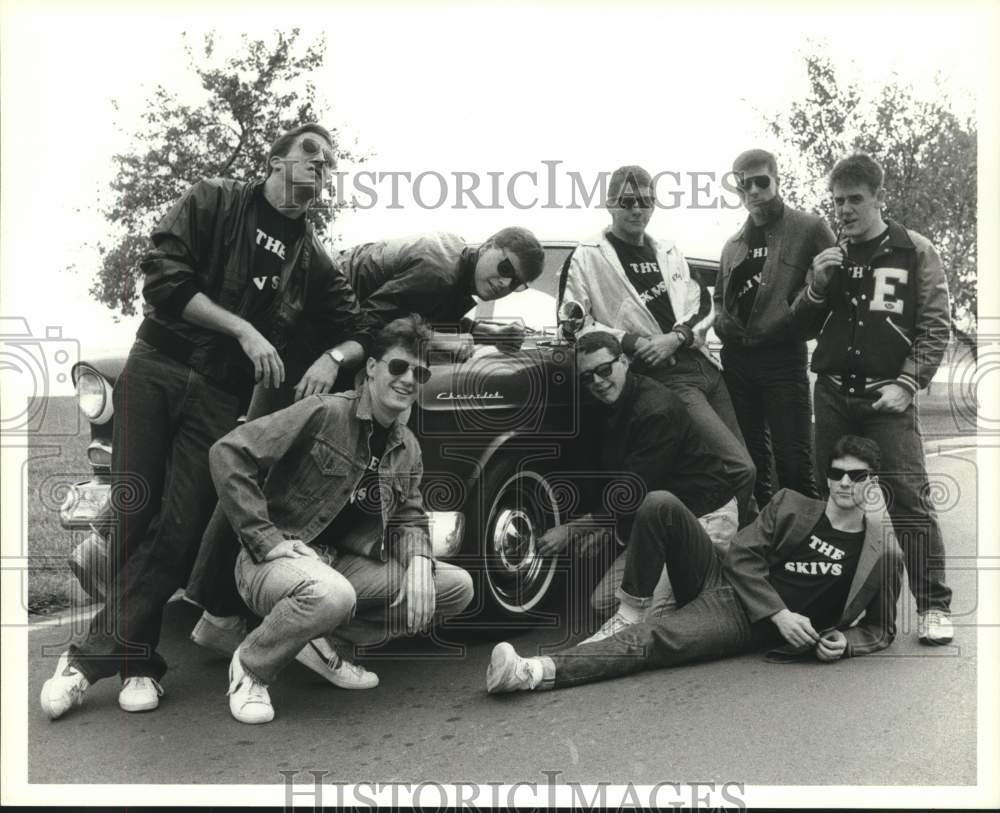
[607,232,677,332]
[246,190,305,329]
[314,421,390,548]
[767,514,865,630]
[730,223,767,325]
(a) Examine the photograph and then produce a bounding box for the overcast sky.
[1,1,995,396]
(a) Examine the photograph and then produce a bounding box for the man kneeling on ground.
[487,435,902,693]
[211,316,473,723]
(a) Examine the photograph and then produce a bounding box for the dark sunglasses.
[616,195,655,210]
[739,174,772,192]
[300,136,336,167]
[497,257,528,293]
[380,358,432,384]
[579,355,621,385]
[827,466,872,483]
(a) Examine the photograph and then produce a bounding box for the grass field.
[23,368,978,616]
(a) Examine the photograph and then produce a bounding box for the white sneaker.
[580,610,636,645]
[486,642,543,694]
[295,638,379,689]
[918,610,954,645]
[40,652,90,720]
[191,613,247,656]
[118,676,164,712]
[227,649,274,724]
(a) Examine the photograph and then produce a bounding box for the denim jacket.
[209,384,431,566]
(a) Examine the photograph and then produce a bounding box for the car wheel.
[471,454,561,618]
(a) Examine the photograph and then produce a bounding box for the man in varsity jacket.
[789,152,954,645]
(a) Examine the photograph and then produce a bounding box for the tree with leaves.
[88,30,354,316]
[763,53,978,334]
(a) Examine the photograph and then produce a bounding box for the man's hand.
[872,383,913,413]
[770,608,820,648]
[537,518,609,558]
[815,630,847,662]
[491,323,526,354]
[809,246,847,296]
[537,523,573,557]
[236,324,285,388]
[634,333,682,368]
[391,555,436,634]
[263,538,319,561]
[293,353,340,402]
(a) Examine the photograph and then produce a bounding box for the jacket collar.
[840,503,893,622]
[459,245,479,295]
[737,199,785,242]
[354,382,410,450]
[882,219,914,251]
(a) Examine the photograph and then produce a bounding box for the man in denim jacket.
[209,316,473,724]
[486,436,903,694]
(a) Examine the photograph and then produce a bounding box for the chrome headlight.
[76,369,114,425]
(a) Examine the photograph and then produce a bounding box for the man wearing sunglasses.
[197,316,474,723]
[716,149,836,508]
[487,434,903,695]
[789,153,954,646]
[335,227,545,359]
[42,123,370,720]
[559,165,756,526]
[537,331,741,624]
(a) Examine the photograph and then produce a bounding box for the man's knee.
[637,490,686,521]
[434,564,474,617]
[300,575,357,630]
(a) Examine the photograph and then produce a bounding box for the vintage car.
[60,242,720,622]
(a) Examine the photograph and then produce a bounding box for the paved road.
[26,447,979,787]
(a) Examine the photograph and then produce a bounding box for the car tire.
[463,452,563,622]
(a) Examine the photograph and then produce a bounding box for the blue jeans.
[548,493,774,688]
[70,341,241,683]
[640,350,756,526]
[235,548,474,684]
[813,376,951,613]
[721,342,818,504]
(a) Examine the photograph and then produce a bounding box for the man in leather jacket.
[41,123,368,721]
[716,149,836,504]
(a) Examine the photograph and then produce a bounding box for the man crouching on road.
[486,435,902,694]
[210,316,473,723]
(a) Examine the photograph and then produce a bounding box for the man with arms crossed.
[487,435,903,693]
[716,148,836,504]
[790,152,954,644]
[536,331,744,628]
[559,165,756,525]
[210,316,474,723]
[41,123,366,719]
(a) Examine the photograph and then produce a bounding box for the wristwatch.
[325,347,346,365]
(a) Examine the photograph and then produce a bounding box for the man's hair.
[575,330,623,359]
[266,123,334,173]
[482,226,546,283]
[607,165,653,202]
[732,148,778,177]
[827,434,881,473]
[828,153,884,194]
[369,314,434,363]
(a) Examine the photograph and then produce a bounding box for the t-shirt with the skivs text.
[730,223,767,325]
[606,232,678,332]
[246,190,305,329]
[767,514,865,631]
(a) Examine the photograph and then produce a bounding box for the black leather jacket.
[138,178,368,394]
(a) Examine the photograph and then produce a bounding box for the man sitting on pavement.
[487,435,903,693]
[536,331,746,621]
[208,316,474,723]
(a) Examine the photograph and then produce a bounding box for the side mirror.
[557,300,586,339]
